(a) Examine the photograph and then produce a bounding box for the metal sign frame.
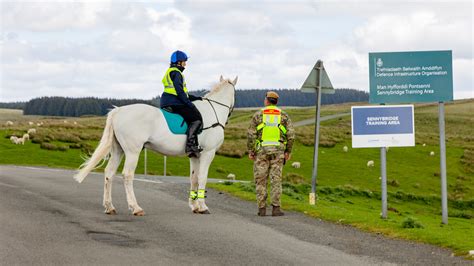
[368,50,453,223]
[301,60,335,205]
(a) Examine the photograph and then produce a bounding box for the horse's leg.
[122,152,144,216]
[103,139,123,214]
[196,150,215,214]
[189,157,200,212]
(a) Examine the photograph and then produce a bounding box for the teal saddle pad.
[161,109,188,134]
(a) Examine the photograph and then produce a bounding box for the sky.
[0,0,473,102]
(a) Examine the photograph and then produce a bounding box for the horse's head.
[202,75,238,126]
[205,75,238,107]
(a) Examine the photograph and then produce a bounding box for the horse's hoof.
[105,209,117,215]
[133,210,145,216]
[199,210,211,214]
[192,209,199,213]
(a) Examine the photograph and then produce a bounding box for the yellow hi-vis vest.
[256,106,287,147]
[162,67,188,96]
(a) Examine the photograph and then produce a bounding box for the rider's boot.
[186,120,203,158]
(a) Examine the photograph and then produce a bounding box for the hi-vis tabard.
[256,106,287,147]
[162,67,188,96]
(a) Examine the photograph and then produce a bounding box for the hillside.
[0,99,473,254]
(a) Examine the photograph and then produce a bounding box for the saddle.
[161,108,188,135]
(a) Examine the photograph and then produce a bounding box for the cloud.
[148,8,193,52]
[1,2,113,31]
[352,11,472,59]
[453,58,474,99]
[0,1,472,102]
[315,9,473,97]
[1,60,164,101]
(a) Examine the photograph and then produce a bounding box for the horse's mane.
[204,79,232,97]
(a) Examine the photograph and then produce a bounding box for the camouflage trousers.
[253,151,284,209]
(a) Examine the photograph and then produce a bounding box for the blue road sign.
[352,105,415,148]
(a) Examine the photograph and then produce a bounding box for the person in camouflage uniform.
[247,91,295,216]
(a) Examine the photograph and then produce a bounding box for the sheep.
[28,121,34,126]
[422,143,426,147]
[5,121,13,126]
[22,133,30,141]
[430,151,435,156]
[227,173,236,180]
[10,136,18,143]
[15,137,25,145]
[291,162,301,169]
[343,146,348,152]
[73,121,77,125]
[367,160,375,167]
[63,120,68,123]
[10,135,27,145]
[27,128,36,134]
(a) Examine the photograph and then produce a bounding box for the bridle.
[201,81,235,131]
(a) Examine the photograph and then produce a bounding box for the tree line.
[0,101,25,110]
[232,88,368,107]
[11,88,368,117]
[23,97,159,117]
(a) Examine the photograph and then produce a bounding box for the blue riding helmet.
[170,50,188,63]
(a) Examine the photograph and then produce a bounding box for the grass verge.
[208,181,473,258]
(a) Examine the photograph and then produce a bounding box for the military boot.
[272,205,284,216]
[185,121,203,157]
[257,207,266,216]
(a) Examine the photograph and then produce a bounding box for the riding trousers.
[165,105,202,125]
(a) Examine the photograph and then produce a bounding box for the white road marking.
[135,178,163,184]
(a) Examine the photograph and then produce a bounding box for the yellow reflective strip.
[262,141,280,146]
[257,123,265,131]
[197,189,206,199]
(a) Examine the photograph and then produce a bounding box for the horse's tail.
[73,107,119,183]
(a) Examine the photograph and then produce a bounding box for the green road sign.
[301,60,335,94]
[369,50,453,103]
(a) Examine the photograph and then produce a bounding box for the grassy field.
[1,99,473,256]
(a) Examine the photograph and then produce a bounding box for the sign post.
[301,60,335,205]
[439,102,448,224]
[368,50,453,223]
[144,148,148,176]
[164,156,167,176]
[380,147,387,218]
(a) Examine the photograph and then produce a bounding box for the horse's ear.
[232,76,238,85]
[220,75,224,82]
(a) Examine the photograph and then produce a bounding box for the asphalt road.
[0,165,467,265]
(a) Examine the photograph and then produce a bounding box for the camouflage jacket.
[247,106,295,155]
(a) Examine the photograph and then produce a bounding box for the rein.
[201,81,235,131]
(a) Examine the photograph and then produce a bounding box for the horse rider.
[160,50,203,157]
[247,91,295,216]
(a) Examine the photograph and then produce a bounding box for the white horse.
[74,76,237,216]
